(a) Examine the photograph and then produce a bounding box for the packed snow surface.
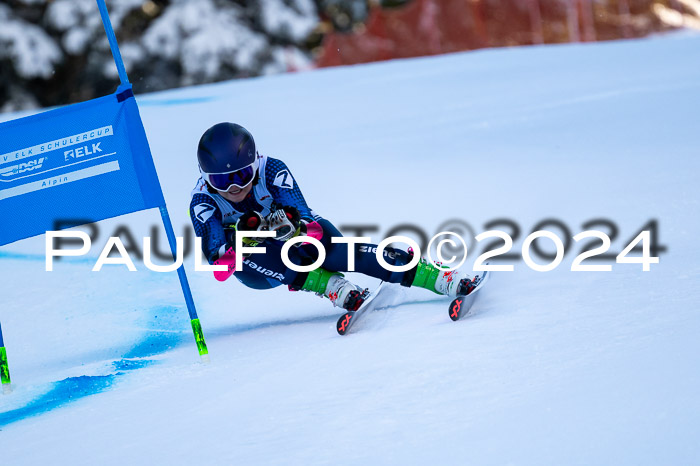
[1,33,700,465]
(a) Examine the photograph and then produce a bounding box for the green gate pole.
[0,321,11,394]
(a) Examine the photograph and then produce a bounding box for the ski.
[448,269,491,321]
[336,282,386,335]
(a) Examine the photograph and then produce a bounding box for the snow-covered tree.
[0,0,322,110]
[0,1,61,111]
[0,0,689,112]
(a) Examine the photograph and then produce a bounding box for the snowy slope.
[1,33,700,465]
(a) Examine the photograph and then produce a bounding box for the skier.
[190,122,476,311]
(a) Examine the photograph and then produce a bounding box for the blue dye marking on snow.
[0,306,186,428]
[0,251,97,265]
[112,358,152,371]
[0,375,117,428]
[122,330,185,360]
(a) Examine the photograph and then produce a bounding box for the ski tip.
[449,297,464,321]
[336,312,353,335]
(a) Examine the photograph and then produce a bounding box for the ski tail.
[448,269,490,321]
[336,282,385,335]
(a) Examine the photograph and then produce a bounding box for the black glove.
[222,210,269,249]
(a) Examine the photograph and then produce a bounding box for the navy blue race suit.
[190,153,411,290]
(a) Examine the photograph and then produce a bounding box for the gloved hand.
[222,210,270,250]
[265,206,304,242]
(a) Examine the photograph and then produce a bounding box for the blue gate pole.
[0,320,11,394]
[96,0,129,85]
[96,0,209,362]
[160,207,210,362]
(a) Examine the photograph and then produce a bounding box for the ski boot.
[403,258,477,298]
[295,268,368,311]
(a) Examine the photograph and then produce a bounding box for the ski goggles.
[202,161,257,192]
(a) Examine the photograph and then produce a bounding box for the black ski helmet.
[197,123,257,175]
